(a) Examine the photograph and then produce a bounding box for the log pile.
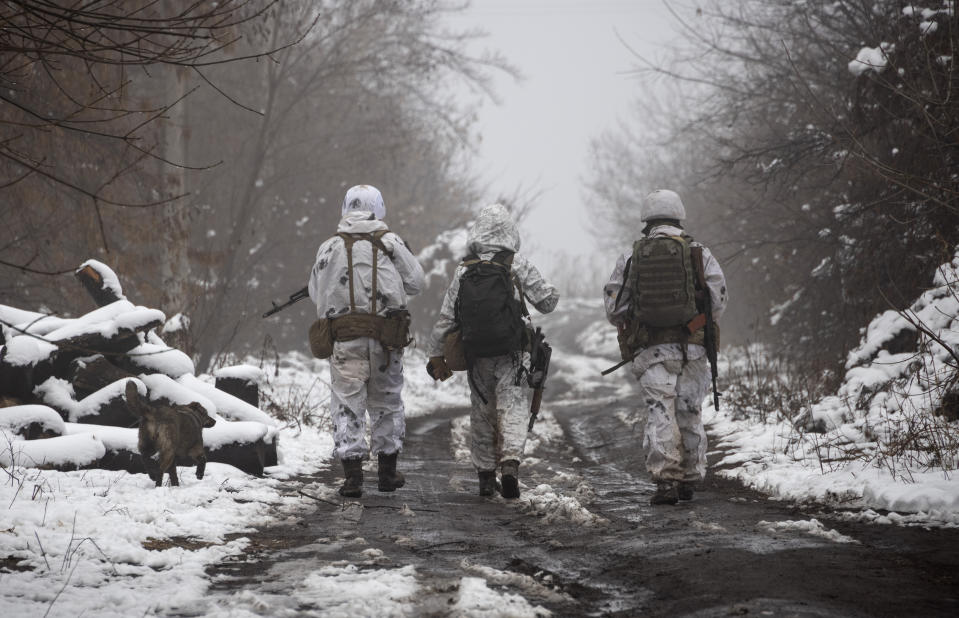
[0,260,278,479]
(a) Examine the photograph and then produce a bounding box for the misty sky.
[448,1,680,266]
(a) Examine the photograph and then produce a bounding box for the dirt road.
[206,396,959,616]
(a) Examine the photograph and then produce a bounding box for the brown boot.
[377,452,405,492]
[478,470,496,496]
[650,481,679,505]
[501,459,520,499]
[339,458,363,498]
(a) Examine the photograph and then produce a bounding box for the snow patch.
[758,519,859,544]
[453,576,551,617]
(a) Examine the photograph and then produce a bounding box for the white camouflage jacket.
[427,204,560,357]
[308,211,425,319]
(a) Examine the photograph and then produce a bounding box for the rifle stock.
[528,387,544,432]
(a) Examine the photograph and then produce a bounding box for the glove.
[426,356,453,381]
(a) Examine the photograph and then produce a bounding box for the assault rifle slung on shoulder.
[527,326,552,432]
[262,286,309,318]
[691,246,721,410]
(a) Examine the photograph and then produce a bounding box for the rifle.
[692,247,721,409]
[262,286,309,318]
[527,326,552,432]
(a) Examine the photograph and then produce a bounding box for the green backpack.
[627,235,699,329]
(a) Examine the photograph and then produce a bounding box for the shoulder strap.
[336,231,391,314]
[461,253,481,268]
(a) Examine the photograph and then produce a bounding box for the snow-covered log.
[0,300,164,399]
[2,260,282,477]
[74,260,125,307]
[0,404,65,439]
[214,364,263,408]
[204,420,278,476]
[114,330,195,379]
[0,431,106,470]
[34,377,143,427]
[69,355,136,399]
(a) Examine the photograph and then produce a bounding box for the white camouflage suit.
[308,186,425,462]
[428,204,560,472]
[604,223,727,484]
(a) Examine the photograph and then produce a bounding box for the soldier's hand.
[427,356,453,381]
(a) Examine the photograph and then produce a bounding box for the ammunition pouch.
[443,329,467,372]
[309,318,334,359]
[618,315,718,360]
[331,311,412,350]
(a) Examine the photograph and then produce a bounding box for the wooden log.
[214,376,259,408]
[0,404,65,439]
[69,356,136,399]
[35,378,140,427]
[206,439,267,477]
[75,263,123,307]
[0,318,161,400]
[0,346,34,400]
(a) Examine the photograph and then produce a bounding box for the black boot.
[650,481,679,505]
[501,459,520,499]
[377,452,405,492]
[339,458,363,498]
[478,470,496,496]
[678,481,695,501]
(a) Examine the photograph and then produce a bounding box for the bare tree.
[179,0,514,368]
[0,0,309,325]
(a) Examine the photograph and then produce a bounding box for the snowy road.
[203,397,959,616]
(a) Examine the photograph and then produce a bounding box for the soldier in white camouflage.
[308,185,425,498]
[426,204,559,499]
[604,190,728,505]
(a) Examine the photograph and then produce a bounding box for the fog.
[447,0,678,269]
[3,0,956,381]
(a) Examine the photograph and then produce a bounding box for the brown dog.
[125,381,216,487]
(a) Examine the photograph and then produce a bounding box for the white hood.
[341,185,386,220]
[467,203,520,255]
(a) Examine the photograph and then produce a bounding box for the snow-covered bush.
[715,247,959,478]
[720,343,829,425]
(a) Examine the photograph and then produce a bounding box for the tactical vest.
[619,234,706,355]
[329,230,412,350]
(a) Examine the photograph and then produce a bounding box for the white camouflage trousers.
[635,357,709,483]
[330,338,406,461]
[468,353,530,472]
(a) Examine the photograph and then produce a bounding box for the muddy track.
[205,400,959,617]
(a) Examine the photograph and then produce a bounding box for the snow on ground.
[705,248,959,528]
[460,557,571,604]
[0,462,305,617]
[453,576,551,618]
[757,519,859,544]
[0,345,513,617]
[706,404,959,526]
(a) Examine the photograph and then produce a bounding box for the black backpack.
[456,251,527,360]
